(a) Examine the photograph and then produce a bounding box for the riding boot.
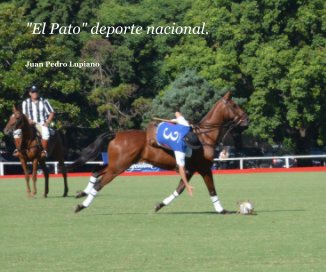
[13,137,22,157]
[41,139,48,158]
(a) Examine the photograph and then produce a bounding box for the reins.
[192,105,246,147]
[192,121,236,147]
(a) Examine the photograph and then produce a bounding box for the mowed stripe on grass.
[0,172,325,272]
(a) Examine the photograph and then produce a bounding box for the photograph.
[0,0,325,271]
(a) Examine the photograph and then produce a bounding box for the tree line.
[0,0,325,154]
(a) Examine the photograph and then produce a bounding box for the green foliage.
[88,84,141,129]
[1,0,325,152]
[0,4,94,136]
[145,70,226,124]
[98,0,192,90]
[160,0,326,151]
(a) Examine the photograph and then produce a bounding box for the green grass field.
[1,172,326,272]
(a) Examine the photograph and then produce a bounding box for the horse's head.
[3,105,26,135]
[220,91,249,131]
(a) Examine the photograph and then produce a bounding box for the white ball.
[239,201,254,215]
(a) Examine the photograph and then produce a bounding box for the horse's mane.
[16,110,38,139]
[199,98,223,125]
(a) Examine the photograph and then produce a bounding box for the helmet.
[184,131,201,149]
[30,85,38,93]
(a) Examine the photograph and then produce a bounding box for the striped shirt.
[22,97,54,124]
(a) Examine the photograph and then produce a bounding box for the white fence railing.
[1,155,326,176]
[0,161,102,176]
[213,154,326,169]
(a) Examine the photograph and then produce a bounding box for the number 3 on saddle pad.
[156,122,191,152]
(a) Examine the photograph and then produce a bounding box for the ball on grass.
[238,200,254,215]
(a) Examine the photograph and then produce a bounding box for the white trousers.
[13,123,50,140]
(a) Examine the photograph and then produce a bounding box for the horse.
[3,105,68,197]
[69,91,248,213]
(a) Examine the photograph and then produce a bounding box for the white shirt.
[172,116,191,166]
[22,98,54,125]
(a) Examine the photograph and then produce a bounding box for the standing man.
[219,147,229,169]
[13,85,55,158]
[156,112,201,196]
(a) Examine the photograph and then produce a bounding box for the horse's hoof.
[74,204,85,213]
[154,202,165,212]
[75,191,87,199]
[43,194,48,198]
[63,191,68,197]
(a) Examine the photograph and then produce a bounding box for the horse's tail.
[67,132,115,171]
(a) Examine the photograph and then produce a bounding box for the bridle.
[193,99,246,131]
[192,98,247,146]
[5,113,24,134]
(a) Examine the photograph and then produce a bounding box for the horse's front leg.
[31,159,39,196]
[199,169,226,214]
[20,159,32,197]
[154,171,193,212]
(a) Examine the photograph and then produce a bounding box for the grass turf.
[0,172,326,272]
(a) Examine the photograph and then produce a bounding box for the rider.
[156,112,201,196]
[13,85,55,158]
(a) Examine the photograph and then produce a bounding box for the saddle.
[146,122,161,148]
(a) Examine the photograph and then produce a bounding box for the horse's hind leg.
[39,159,49,197]
[155,171,194,212]
[58,161,68,197]
[75,164,107,198]
[74,169,119,213]
[31,159,39,196]
[52,134,68,197]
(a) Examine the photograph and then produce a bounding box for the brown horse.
[69,91,248,213]
[3,105,68,197]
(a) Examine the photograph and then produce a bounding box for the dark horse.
[3,105,68,197]
[69,91,248,213]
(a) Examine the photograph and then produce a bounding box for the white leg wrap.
[82,188,98,208]
[84,176,97,194]
[210,195,224,213]
[163,191,179,206]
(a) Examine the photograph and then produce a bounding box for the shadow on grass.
[157,210,238,215]
[83,209,305,216]
[46,195,75,199]
[87,210,239,216]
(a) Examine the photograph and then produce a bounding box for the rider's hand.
[186,184,193,197]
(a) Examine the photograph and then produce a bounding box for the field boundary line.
[1,167,325,179]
